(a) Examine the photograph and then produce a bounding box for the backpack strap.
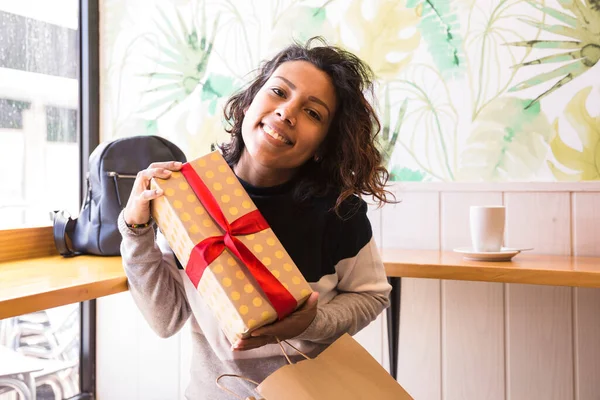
[52,210,79,257]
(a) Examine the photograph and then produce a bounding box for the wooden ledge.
[2,249,600,320]
[383,249,600,288]
[0,255,127,319]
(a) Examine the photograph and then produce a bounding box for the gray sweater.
[118,184,391,399]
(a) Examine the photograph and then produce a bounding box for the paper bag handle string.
[215,338,310,398]
[275,336,310,365]
[215,374,264,400]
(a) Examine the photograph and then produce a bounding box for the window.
[0,1,98,399]
[46,106,78,143]
[0,3,80,230]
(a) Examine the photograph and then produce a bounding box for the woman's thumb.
[305,291,319,308]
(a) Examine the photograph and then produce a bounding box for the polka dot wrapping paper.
[150,151,313,344]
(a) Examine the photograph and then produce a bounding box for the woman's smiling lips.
[260,122,293,146]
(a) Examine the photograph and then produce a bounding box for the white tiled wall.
[97,183,600,400]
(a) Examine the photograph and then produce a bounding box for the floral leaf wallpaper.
[508,0,600,108]
[340,0,421,78]
[406,0,465,79]
[458,97,553,181]
[100,0,600,183]
[548,86,600,180]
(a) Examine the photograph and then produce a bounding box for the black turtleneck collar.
[235,173,298,197]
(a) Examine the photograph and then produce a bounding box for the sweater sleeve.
[295,199,391,344]
[294,238,391,344]
[118,210,192,338]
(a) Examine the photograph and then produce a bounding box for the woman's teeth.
[262,124,291,145]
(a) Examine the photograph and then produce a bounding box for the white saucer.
[453,247,531,262]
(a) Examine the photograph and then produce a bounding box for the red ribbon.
[180,163,297,320]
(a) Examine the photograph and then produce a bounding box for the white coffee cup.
[469,206,506,252]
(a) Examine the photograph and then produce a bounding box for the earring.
[314,154,321,162]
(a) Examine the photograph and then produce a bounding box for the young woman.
[120,37,395,399]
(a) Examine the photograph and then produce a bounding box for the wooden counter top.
[382,249,600,288]
[2,249,600,320]
[0,255,127,319]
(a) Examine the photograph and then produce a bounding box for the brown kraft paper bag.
[217,333,414,400]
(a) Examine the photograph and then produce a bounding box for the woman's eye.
[272,88,285,97]
[307,109,321,121]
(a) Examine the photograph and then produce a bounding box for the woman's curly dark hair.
[221,37,394,215]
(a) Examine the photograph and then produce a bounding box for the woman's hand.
[232,292,319,351]
[123,161,183,225]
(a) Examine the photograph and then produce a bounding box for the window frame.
[78,0,100,398]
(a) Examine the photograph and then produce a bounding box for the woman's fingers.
[133,168,170,200]
[139,168,172,186]
[232,336,276,351]
[148,160,183,171]
[141,188,164,201]
[123,161,182,225]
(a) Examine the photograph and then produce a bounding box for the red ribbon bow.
[181,163,297,319]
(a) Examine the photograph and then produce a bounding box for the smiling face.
[238,60,337,184]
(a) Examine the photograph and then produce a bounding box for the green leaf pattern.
[406,0,466,79]
[458,97,553,181]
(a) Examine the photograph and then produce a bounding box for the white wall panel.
[504,192,573,400]
[441,192,505,400]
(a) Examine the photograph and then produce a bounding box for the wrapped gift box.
[150,151,312,343]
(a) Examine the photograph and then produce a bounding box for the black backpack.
[52,135,187,256]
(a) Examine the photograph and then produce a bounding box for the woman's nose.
[275,105,297,126]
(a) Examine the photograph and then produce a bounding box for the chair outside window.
[0,304,80,399]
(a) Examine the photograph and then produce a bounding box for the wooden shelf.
[382,249,600,288]
[0,255,127,319]
[2,249,600,320]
